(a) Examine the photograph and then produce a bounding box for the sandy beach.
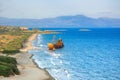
[0,33,54,80]
[19,34,38,52]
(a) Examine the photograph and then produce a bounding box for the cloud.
[0,0,120,18]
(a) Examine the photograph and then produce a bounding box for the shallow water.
[29,28,120,80]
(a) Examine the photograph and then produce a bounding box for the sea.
[29,28,120,80]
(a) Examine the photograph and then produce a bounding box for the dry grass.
[0,35,21,51]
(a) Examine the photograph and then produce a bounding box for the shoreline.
[19,33,38,52]
[0,33,55,80]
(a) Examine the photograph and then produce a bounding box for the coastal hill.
[0,15,120,28]
[0,26,54,79]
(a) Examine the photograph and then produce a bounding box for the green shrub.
[0,62,20,75]
[2,50,19,54]
[0,56,20,77]
[0,65,13,77]
[0,56,17,65]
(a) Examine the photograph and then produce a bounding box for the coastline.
[19,33,38,52]
[0,33,55,80]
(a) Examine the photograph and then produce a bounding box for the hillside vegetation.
[0,26,34,54]
[0,26,35,77]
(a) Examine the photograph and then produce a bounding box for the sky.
[0,0,120,19]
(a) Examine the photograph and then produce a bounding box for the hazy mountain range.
[0,15,120,28]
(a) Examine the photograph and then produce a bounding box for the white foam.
[63,68,70,78]
[44,50,61,58]
[40,44,44,47]
[34,59,44,68]
[50,58,56,65]
[60,60,63,64]
[52,53,61,58]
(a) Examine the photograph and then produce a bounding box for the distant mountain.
[0,15,120,28]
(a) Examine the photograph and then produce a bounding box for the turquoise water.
[29,28,120,80]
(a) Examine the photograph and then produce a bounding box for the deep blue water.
[29,28,120,80]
